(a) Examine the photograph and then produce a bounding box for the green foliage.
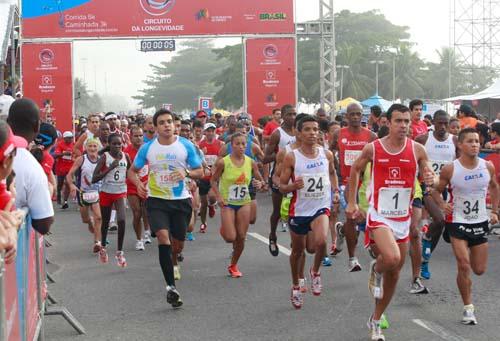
[212,44,243,109]
[134,40,229,111]
[74,78,103,115]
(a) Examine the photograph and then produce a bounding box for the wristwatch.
[185,168,191,178]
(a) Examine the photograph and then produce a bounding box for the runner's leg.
[100,205,111,246]
[409,206,422,280]
[450,237,476,305]
[310,214,329,273]
[290,231,306,286]
[270,191,282,241]
[128,195,143,240]
[231,205,251,266]
[115,198,127,251]
[91,203,102,244]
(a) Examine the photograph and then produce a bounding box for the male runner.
[346,104,434,341]
[73,113,101,157]
[415,110,458,282]
[128,109,203,308]
[142,116,156,143]
[198,123,223,232]
[409,99,428,139]
[331,103,376,271]
[263,104,296,256]
[431,128,499,325]
[280,115,339,308]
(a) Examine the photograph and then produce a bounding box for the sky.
[11,0,452,108]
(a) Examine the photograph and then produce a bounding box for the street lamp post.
[370,60,384,95]
[336,65,350,100]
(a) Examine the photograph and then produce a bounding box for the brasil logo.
[140,0,176,16]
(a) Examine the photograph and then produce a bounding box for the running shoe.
[462,305,477,325]
[186,232,195,241]
[108,222,118,232]
[335,222,345,252]
[380,314,390,329]
[174,265,181,280]
[329,244,340,256]
[409,277,429,294]
[143,230,152,244]
[348,257,362,272]
[166,285,183,308]
[177,253,184,262]
[228,264,243,278]
[199,223,207,233]
[208,204,216,218]
[98,248,108,264]
[367,316,385,341]
[93,241,102,254]
[290,286,303,309]
[280,220,288,232]
[422,238,432,261]
[309,268,322,296]
[61,202,69,210]
[269,236,279,257]
[115,251,127,268]
[322,256,332,267]
[368,260,383,299]
[135,240,145,251]
[298,278,307,293]
[420,261,431,280]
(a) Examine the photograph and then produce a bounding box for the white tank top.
[80,154,100,191]
[278,127,296,149]
[100,152,127,194]
[425,133,456,175]
[289,147,331,217]
[449,158,490,224]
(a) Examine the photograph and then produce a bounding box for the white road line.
[248,232,291,256]
[413,319,469,341]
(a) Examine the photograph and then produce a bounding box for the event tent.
[361,94,393,112]
[444,79,500,119]
[335,97,360,111]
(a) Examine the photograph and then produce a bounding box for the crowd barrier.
[0,211,46,341]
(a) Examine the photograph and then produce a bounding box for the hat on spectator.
[105,112,118,120]
[196,110,207,118]
[63,131,74,138]
[458,104,473,115]
[204,123,216,131]
[35,123,58,147]
[0,124,28,162]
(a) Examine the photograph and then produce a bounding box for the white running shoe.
[309,268,322,296]
[115,251,127,268]
[143,230,152,244]
[462,304,477,325]
[135,240,145,251]
[368,260,383,299]
[348,257,362,272]
[298,278,307,293]
[290,286,303,309]
[367,316,385,341]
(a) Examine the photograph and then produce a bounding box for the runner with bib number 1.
[210,132,266,278]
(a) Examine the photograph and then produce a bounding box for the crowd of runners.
[2,97,499,341]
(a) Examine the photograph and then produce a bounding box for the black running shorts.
[146,197,192,242]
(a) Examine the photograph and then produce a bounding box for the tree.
[134,40,229,111]
[74,78,103,115]
[212,44,243,109]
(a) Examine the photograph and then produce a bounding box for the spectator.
[475,123,490,148]
[457,104,481,129]
[316,108,327,120]
[449,118,460,136]
[7,98,54,235]
[409,99,428,138]
[195,110,208,125]
[33,123,58,197]
[263,108,282,144]
[0,94,15,120]
[369,105,382,132]
[378,113,389,128]
[485,122,500,149]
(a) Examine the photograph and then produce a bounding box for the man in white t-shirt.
[8,98,54,234]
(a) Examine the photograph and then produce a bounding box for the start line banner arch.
[21,0,297,130]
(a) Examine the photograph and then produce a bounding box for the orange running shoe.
[227,264,242,278]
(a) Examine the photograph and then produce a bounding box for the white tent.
[444,79,500,101]
[0,3,15,64]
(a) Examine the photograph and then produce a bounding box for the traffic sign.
[140,40,176,52]
[198,97,213,111]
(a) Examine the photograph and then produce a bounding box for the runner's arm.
[65,156,84,191]
[272,149,286,187]
[415,142,436,187]
[91,155,115,183]
[210,158,225,205]
[262,129,280,164]
[325,150,339,192]
[279,152,300,194]
[430,164,452,214]
[73,132,87,157]
[346,144,373,216]
[486,161,500,218]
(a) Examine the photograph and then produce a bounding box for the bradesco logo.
[260,13,287,21]
[139,0,176,16]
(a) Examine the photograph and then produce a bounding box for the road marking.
[248,232,291,256]
[413,319,469,341]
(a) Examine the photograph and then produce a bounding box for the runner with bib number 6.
[210,132,266,278]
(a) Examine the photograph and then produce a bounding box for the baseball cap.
[105,112,118,120]
[204,123,216,130]
[35,123,58,147]
[63,131,74,138]
[196,110,207,118]
[458,104,473,115]
[237,113,251,121]
[0,125,27,162]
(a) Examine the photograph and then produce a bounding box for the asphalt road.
[43,193,500,341]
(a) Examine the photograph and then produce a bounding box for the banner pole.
[0,251,5,341]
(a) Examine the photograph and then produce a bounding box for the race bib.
[138,164,149,178]
[228,184,249,202]
[81,190,99,204]
[205,155,218,167]
[453,194,487,224]
[430,160,449,176]
[344,150,362,166]
[299,174,328,200]
[155,170,178,187]
[378,187,411,218]
[110,167,126,183]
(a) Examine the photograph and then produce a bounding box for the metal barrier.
[0,211,85,341]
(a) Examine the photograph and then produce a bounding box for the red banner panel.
[245,38,296,122]
[22,0,294,38]
[4,261,21,341]
[22,43,73,132]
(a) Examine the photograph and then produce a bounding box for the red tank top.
[369,138,417,222]
[199,139,223,180]
[124,144,148,192]
[338,127,372,183]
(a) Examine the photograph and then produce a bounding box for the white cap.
[204,123,216,130]
[63,131,74,138]
[15,92,22,98]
